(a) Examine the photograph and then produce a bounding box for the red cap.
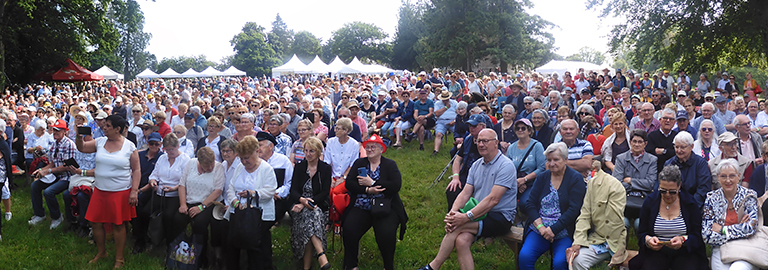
[52,119,68,131]
[363,134,387,153]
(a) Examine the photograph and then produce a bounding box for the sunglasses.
[524,102,532,105]
[701,127,713,132]
[514,126,528,131]
[133,110,142,113]
[658,189,679,195]
[141,126,151,130]
[577,112,591,116]
[148,142,160,146]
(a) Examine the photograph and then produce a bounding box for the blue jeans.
[63,191,91,226]
[31,179,69,219]
[381,121,396,137]
[518,229,572,270]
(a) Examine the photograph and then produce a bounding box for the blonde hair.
[235,135,260,156]
[163,132,179,148]
[303,136,324,154]
[336,118,352,133]
[196,147,215,165]
[207,116,221,127]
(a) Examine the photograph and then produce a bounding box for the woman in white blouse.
[323,118,359,187]
[225,135,277,269]
[148,133,191,246]
[175,147,224,268]
[198,116,225,162]
[210,139,239,266]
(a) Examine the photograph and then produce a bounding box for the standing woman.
[343,134,407,270]
[210,139,239,266]
[324,118,359,188]
[225,135,277,270]
[290,137,332,270]
[76,115,140,269]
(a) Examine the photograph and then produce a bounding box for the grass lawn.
[0,134,639,269]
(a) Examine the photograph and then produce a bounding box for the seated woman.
[225,135,277,270]
[197,116,227,162]
[519,142,586,270]
[601,112,631,173]
[310,108,328,143]
[289,137,332,270]
[63,112,97,236]
[343,134,407,270]
[702,159,760,270]
[289,119,314,165]
[175,147,224,267]
[210,139,239,266]
[691,119,720,162]
[506,118,545,209]
[612,129,657,230]
[629,165,707,270]
[531,109,554,149]
[148,133,192,246]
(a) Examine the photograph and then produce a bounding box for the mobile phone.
[64,157,80,168]
[357,167,368,177]
[77,126,92,135]
[306,200,316,208]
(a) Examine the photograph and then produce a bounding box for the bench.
[500,226,525,263]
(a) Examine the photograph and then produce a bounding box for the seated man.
[567,161,628,269]
[419,128,517,270]
[433,91,457,155]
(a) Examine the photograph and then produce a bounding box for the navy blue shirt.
[139,149,164,187]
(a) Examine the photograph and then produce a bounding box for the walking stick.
[430,153,457,188]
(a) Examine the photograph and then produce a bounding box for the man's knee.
[455,232,475,248]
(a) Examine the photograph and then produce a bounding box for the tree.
[0,0,118,87]
[111,0,154,80]
[326,22,391,64]
[230,22,281,76]
[156,55,216,73]
[392,1,425,70]
[565,47,606,65]
[590,0,768,73]
[288,31,321,63]
[267,14,293,62]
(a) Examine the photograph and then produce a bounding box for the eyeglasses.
[701,127,713,132]
[221,149,234,154]
[577,112,591,116]
[524,102,532,105]
[342,97,349,100]
[630,139,646,144]
[661,117,675,121]
[148,141,160,146]
[514,126,528,131]
[474,138,497,145]
[658,189,679,195]
[337,114,348,118]
[297,128,310,132]
[652,94,659,97]
[718,174,739,180]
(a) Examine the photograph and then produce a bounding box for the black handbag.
[148,190,165,246]
[624,193,645,219]
[228,195,263,250]
[370,196,391,218]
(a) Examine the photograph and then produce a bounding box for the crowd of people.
[1,66,768,269]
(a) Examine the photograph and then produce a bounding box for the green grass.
[0,134,640,269]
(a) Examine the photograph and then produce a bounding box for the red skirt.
[85,188,136,224]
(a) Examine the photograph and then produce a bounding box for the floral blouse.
[530,183,569,240]
[702,185,759,246]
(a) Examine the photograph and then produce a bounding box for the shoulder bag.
[147,190,165,246]
[720,193,768,268]
[227,195,263,250]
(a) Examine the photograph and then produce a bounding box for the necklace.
[664,197,678,210]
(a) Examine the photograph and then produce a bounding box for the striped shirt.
[567,139,593,160]
[654,213,687,241]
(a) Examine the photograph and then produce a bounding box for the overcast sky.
[139,0,619,65]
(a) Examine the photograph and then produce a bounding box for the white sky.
[139,0,618,64]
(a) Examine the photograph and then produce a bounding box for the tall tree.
[565,47,606,65]
[326,22,391,64]
[156,55,216,73]
[288,31,321,63]
[111,0,153,80]
[591,0,768,72]
[392,1,425,70]
[268,13,293,61]
[230,22,281,76]
[0,0,118,87]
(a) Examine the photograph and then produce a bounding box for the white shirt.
[486,79,500,94]
[225,162,277,221]
[467,80,482,94]
[202,136,222,162]
[178,137,195,158]
[220,157,241,202]
[755,111,768,128]
[25,132,54,160]
[383,79,397,91]
[149,151,191,197]
[179,159,225,204]
[574,80,590,91]
[323,137,360,178]
[266,152,293,199]
[93,137,136,192]
[170,115,184,129]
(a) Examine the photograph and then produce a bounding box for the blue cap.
[184,112,195,119]
[147,132,162,142]
[467,114,486,126]
[388,72,395,77]
[715,96,727,103]
[676,110,689,120]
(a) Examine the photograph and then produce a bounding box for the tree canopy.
[289,31,322,63]
[565,47,606,65]
[156,55,216,74]
[230,22,281,77]
[326,22,391,64]
[592,0,768,73]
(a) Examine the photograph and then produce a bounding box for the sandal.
[315,251,330,270]
[114,258,125,269]
[88,253,107,264]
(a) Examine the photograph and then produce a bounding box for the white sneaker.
[50,216,63,229]
[4,212,11,221]
[28,215,45,225]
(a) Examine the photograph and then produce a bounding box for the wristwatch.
[662,149,667,155]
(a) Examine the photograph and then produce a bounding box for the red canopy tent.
[49,59,104,81]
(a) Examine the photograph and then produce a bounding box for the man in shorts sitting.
[433,90,458,156]
[418,128,517,270]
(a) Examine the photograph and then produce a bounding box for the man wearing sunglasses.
[660,131,710,208]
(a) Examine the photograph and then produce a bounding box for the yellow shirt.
[573,170,628,265]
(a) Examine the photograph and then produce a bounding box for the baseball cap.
[94,111,108,120]
[676,110,689,120]
[580,88,591,95]
[717,132,738,145]
[514,118,533,128]
[52,119,68,131]
[467,114,486,126]
[184,113,195,119]
[677,91,687,97]
[147,132,162,142]
[715,96,728,103]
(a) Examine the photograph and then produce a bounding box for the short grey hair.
[659,165,682,185]
[189,106,201,115]
[269,115,283,125]
[532,109,549,125]
[549,91,561,99]
[576,104,595,116]
[457,101,468,110]
[701,102,715,111]
[714,158,740,177]
[34,120,47,130]
[673,131,694,147]
[502,104,516,114]
[735,96,745,103]
[240,113,256,124]
[748,100,759,107]
[661,108,676,117]
[523,96,534,103]
[544,142,568,161]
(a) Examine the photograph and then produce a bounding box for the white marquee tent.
[221,66,247,76]
[93,66,124,80]
[534,60,611,76]
[180,68,201,78]
[272,54,309,77]
[200,66,223,77]
[305,55,329,74]
[135,68,159,79]
[158,68,181,78]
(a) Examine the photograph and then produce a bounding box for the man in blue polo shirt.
[411,89,435,151]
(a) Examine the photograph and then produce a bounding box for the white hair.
[714,158,740,176]
[549,91,561,99]
[701,102,715,111]
[544,142,568,161]
[189,106,201,115]
[673,131,694,147]
[34,120,47,130]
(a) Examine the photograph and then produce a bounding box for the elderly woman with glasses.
[290,119,315,165]
[324,118,359,188]
[692,119,720,161]
[519,142,586,270]
[628,165,708,270]
[703,159,760,270]
[531,109,554,149]
[197,116,227,162]
[494,104,518,153]
[506,118,545,209]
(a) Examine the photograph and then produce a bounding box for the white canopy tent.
[158,68,181,78]
[271,54,308,77]
[221,66,247,76]
[93,66,124,80]
[199,66,223,77]
[135,68,159,79]
[534,60,611,76]
[304,55,329,74]
[180,68,201,78]
[346,57,370,73]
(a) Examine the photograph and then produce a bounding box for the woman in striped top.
[629,165,708,270]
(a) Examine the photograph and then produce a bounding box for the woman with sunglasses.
[506,118,544,211]
[628,165,708,270]
[702,159,759,270]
